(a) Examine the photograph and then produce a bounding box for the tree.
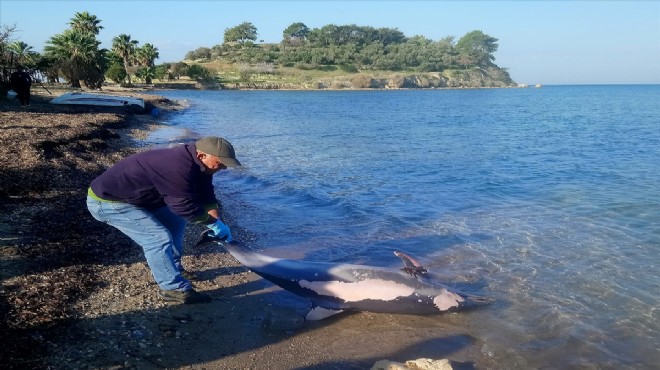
[44,29,104,88]
[185,47,211,61]
[308,24,339,47]
[136,66,156,84]
[375,27,406,46]
[7,41,39,67]
[105,63,127,83]
[282,22,309,46]
[1,24,17,94]
[68,11,103,36]
[135,43,159,67]
[186,64,212,81]
[153,64,169,80]
[112,34,138,84]
[457,53,474,70]
[223,22,258,44]
[0,24,17,49]
[105,50,124,66]
[36,54,60,83]
[456,30,498,67]
[171,62,189,79]
[8,41,32,58]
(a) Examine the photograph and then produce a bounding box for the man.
[10,66,33,107]
[86,136,241,304]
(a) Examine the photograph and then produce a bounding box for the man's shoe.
[159,289,212,304]
[180,269,199,281]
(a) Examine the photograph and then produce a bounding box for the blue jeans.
[86,196,191,291]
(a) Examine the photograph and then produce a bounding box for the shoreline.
[24,81,526,96]
[1,90,478,369]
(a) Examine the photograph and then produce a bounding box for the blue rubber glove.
[206,220,233,242]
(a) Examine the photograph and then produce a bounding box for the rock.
[371,360,409,370]
[371,358,454,370]
[406,358,453,370]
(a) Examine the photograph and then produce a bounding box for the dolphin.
[198,231,492,320]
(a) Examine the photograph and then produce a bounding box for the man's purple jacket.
[90,144,218,223]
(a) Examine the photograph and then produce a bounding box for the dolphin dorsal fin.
[393,251,428,277]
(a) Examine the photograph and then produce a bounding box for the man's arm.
[206,208,220,223]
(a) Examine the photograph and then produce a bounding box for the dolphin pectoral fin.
[306,306,345,321]
[393,250,428,277]
[196,229,235,247]
[195,229,220,247]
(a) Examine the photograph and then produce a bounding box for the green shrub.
[187,64,212,81]
[105,63,126,84]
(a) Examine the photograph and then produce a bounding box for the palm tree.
[8,41,39,67]
[135,43,159,67]
[136,66,156,84]
[112,34,138,85]
[45,29,102,88]
[69,11,103,36]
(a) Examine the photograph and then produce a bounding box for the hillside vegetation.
[177,23,516,89]
[1,16,515,92]
[166,60,515,90]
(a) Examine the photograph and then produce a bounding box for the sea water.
[149,86,659,368]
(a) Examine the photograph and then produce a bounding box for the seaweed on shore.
[0,93,168,368]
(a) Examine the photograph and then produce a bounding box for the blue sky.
[1,0,659,85]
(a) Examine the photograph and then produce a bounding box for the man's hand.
[206,220,233,242]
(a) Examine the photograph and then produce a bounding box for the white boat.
[50,92,145,109]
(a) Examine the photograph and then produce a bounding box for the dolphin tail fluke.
[306,306,345,321]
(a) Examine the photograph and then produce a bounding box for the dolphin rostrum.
[198,231,492,320]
